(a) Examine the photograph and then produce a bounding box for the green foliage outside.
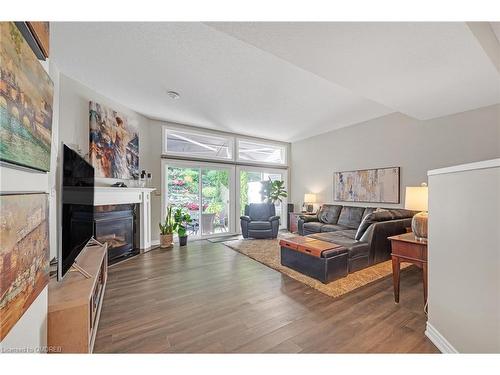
[167,167,229,227]
[202,186,217,198]
[168,168,287,227]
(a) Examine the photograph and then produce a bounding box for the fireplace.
[94,204,139,264]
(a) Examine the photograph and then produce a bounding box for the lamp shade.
[304,193,316,203]
[404,185,428,212]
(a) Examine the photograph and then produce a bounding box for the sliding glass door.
[163,160,288,240]
[200,167,232,236]
[163,160,235,239]
[236,166,289,230]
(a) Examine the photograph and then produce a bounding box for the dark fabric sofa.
[298,204,416,273]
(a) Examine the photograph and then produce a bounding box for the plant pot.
[179,235,188,247]
[160,233,173,248]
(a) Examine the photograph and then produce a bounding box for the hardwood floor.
[93,239,438,353]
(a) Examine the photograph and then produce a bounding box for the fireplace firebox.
[94,204,139,264]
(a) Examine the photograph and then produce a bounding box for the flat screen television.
[60,144,95,280]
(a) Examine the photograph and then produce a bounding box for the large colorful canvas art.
[89,101,139,179]
[0,193,49,340]
[0,22,53,172]
[15,22,50,60]
[334,167,400,203]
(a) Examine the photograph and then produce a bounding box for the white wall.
[57,74,158,246]
[58,74,152,183]
[0,59,59,352]
[291,104,500,208]
[426,160,500,353]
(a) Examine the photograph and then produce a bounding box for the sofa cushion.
[347,242,370,259]
[389,209,416,219]
[309,232,369,259]
[337,206,366,229]
[248,229,273,239]
[317,204,342,224]
[303,222,324,233]
[320,224,350,233]
[248,221,272,230]
[362,207,377,219]
[355,209,390,240]
[354,208,417,240]
[333,229,357,239]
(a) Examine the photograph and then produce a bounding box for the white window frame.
[162,124,290,168]
[162,125,235,162]
[236,136,288,167]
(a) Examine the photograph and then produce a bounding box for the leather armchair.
[240,203,280,239]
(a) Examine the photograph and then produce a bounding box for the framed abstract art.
[334,167,400,204]
[89,101,139,180]
[0,193,50,340]
[14,22,50,60]
[0,22,53,172]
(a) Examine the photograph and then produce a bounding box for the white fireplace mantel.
[94,187,156,251]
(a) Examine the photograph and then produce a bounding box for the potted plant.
[261,177,288,204]
[173,207,192,247]
[159,205,174,248]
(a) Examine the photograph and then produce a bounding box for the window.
[164,128,233,160]
[163,126,289,166]
[237,139,286,165]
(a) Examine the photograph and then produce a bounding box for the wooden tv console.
[48,242,108,353]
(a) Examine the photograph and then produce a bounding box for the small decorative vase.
[179,236,188,247]
[412,212,428,241]
[160,233,173,248]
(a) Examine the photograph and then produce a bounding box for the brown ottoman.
[279,236,348,283]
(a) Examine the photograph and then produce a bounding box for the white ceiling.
[51,22,500,142]
[208,22,500,121]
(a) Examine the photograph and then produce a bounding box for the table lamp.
[404,183,428,240]
[303,193,316,213]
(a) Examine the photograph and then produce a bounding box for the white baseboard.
[425,322,459,353]
[140,240,160,253]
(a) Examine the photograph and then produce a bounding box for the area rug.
[222,236,408,299]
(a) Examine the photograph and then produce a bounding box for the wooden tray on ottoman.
[279,236,348,283]
[279,236,343,257]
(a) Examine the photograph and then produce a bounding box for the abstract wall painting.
[334,167,400,203]
[0,22,53,172]
[0,193,50,340]
[89,101,139,180]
